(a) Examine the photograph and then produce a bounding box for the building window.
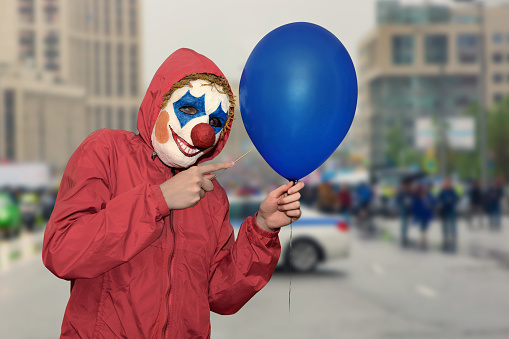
[117,108,125,130]
[19,30,35,65]
[457,34,478,64]
[129,0,136,37]
[105,43,112,96]
[104,0,110,35]
[4,90,16,160]
[93,0,99,33]
[392,35,414,65]
[493,93,504,103]
[131,107,138,132]
[117,44,124,96]
[43,0,59,24]
[94,42,101,95]
[493,53,503,63]
[19,0,34,24]
[492,32,503,44]
[116,0,123,35]
[44,30,60,72]
[129,44,138,96]
[106,107,112,129]
[493,73,503,84]
[95,107,102,130]
[425,34,448,64]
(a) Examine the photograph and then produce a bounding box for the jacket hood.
[137,48,234,165]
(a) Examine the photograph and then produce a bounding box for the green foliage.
[384,124,423,168]
[486,95,509,179]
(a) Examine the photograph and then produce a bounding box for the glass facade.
[492,33,503,44]
[425,34,448,64]
[369,75,479,166]
[392,35,414,65]
[377,1,450,25]
[457,34,478,64]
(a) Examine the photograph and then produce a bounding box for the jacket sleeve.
[208,197,281,315]
[42,130,170,280]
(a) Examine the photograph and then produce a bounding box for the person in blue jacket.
[437,178,459,252]
[412,183,435,250]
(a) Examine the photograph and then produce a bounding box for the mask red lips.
[169,125,201,157]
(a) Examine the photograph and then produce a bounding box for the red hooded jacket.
[42,49,281,338]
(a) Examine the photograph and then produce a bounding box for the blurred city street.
[2,221,509,339]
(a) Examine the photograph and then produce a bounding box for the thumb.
[204,173,216,180]
[269,182,294,199]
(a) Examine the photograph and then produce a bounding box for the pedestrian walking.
[338,184,353,222]
[412,184,435,250]
[437,178,459,252]
[467,180,484,229]
[395,180,414,247]
[485,177,504,230]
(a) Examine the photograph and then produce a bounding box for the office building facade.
[352,1,509,167]
[0,0,143,172]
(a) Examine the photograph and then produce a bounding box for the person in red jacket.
[43,48,304,338]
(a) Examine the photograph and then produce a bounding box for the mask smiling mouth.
[169,125,201,157]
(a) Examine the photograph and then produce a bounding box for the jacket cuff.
[251,212,280,238]
[150,184,171,219]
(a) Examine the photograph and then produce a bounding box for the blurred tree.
[385,124,423,168]
[486,95,509,180]
[450,96,509,180]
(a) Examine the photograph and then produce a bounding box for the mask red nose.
[191,123,216,149]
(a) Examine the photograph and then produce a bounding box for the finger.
[197,161,235,174]
[278,192,301,205]
[285,209,302,219]
[199,188,206,199]
[288,181,305,195]
[268,181,294,199]
[278,201,300,211]
[201,178,214,192]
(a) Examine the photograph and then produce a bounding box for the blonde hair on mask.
[160,73,235,138]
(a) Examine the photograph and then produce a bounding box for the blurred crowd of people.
[396,177,504,252]
[301,175,505,253]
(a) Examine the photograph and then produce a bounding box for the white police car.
[229,194,350,272]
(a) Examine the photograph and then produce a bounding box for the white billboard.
[415,118,436,150]
[446,117,475,150]
[414,117,475,151]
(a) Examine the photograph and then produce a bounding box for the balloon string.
[289,218,292,318]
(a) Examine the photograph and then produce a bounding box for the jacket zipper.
[161,200,176,338]
[161,167,177,338]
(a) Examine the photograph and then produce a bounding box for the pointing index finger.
[197,161,235,174]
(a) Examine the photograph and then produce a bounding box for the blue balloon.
[240,22,358,181]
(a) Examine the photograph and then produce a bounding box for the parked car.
[0,192,22,238]
[229,194,350,272]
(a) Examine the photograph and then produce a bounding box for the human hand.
[256,181,305,232]
[159,161,234,210]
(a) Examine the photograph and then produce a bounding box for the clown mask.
[151,79,230,168]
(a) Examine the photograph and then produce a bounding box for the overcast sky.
[142,0,378,87]
[142,0,466,88]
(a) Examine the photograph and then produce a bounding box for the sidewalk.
[376,216,509,266]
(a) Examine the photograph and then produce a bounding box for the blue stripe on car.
[230,218,341,229]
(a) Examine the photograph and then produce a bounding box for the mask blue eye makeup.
[173,90,206,128]
[209,105,228,134]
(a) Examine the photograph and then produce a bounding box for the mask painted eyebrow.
[172,90,206,128]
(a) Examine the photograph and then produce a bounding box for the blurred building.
[0,0,142,172]
[352,0,509,167]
